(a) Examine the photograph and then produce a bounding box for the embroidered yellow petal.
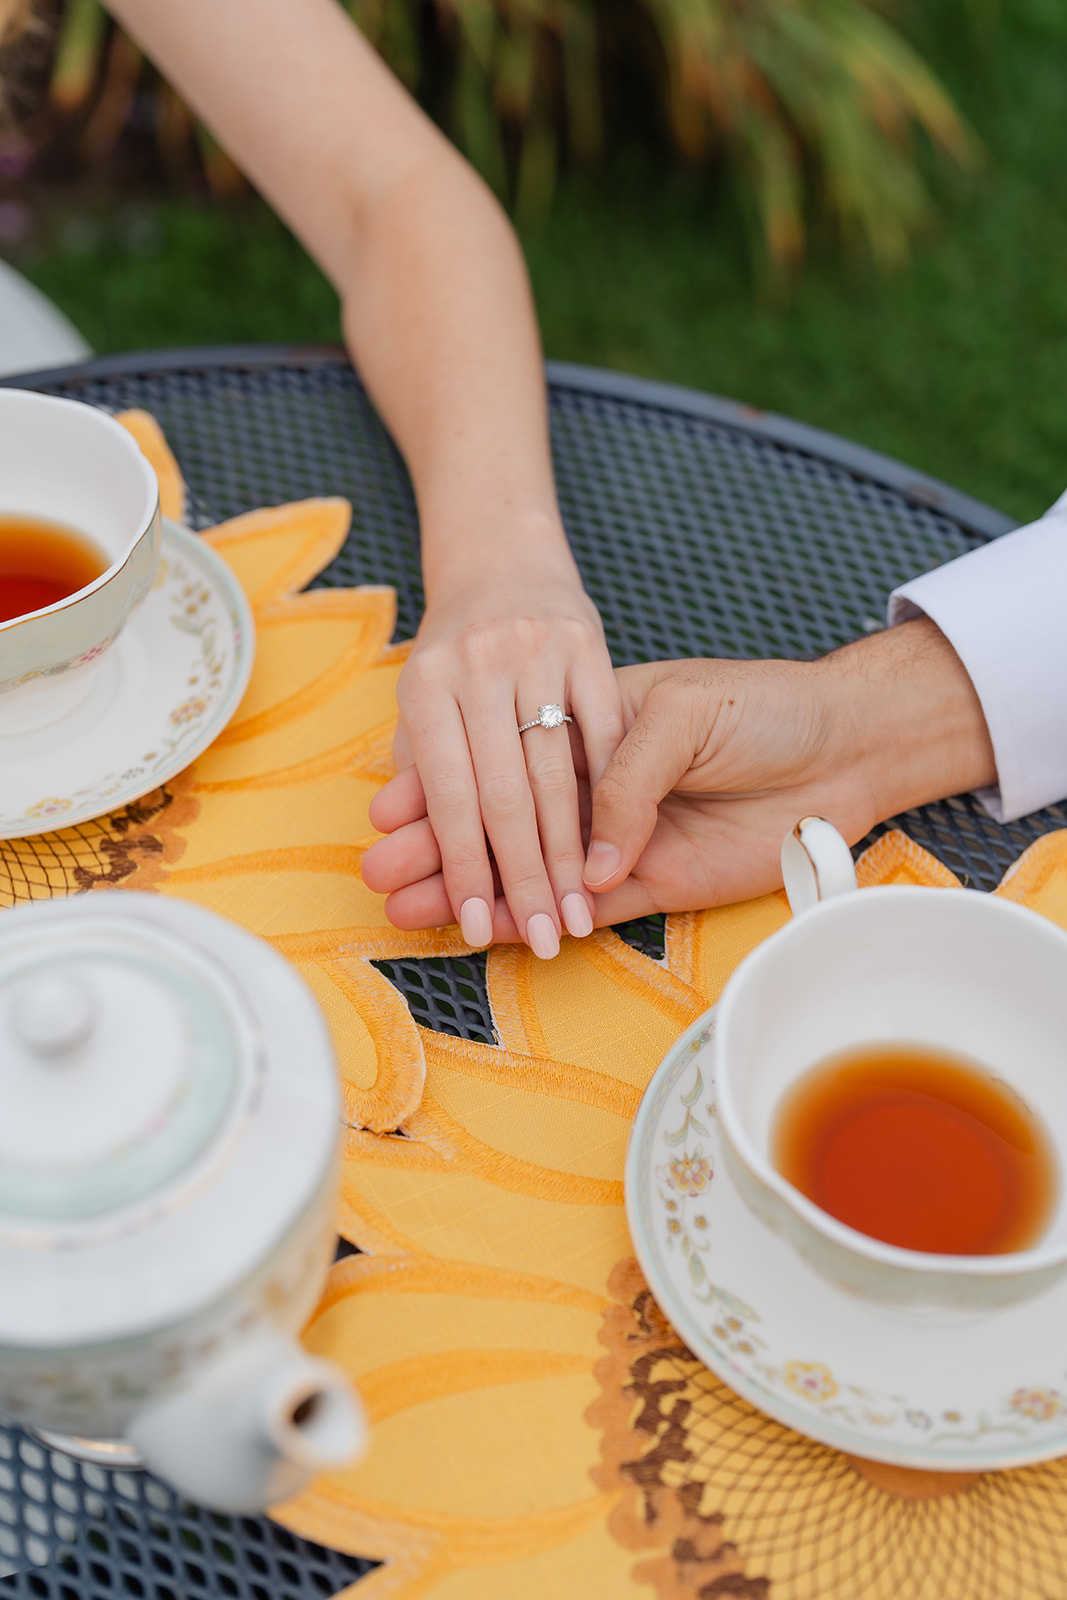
[118,408,186,523]
[276,1256,631,1597]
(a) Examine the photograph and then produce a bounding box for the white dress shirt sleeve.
[888,493,1067,822]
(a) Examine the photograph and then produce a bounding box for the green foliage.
[16,0,1066,523]
[26,0,975,281]
[347,0,977,279]
[22,203,342,350]
[12,1,246,198]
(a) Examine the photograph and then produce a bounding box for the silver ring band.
[518,703,573,735]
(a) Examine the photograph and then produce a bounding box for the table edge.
[1,343,1017,543]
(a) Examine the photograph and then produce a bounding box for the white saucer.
[0,519,254,840]
[626,1007,1067,1471]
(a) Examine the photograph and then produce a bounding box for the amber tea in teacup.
[772,1044,1059,1256]
[0,514,109,624]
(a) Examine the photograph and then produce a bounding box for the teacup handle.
[780,817,857,917]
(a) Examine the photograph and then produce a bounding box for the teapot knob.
[10,970,97,1058]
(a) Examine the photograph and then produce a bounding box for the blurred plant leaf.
[79,25,139,162]
[344,0,420,89]
[557,0,601,162]
[196,122,247,201]
[640,0,978,278]
[0,0,31,48]
[515,105,557,231]
[49,0,105,113]
[25,0,981,286]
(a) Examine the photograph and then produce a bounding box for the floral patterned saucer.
[626,1007,1067,1471]
[0,520,253,840]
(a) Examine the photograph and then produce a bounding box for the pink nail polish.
[459,897,493,947]
[526,913,560,960]
[562,893,593,938]
[584,840,620,887]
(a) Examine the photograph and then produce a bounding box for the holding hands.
[365,619,997,941]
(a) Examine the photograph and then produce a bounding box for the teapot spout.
[127,1331,365,1513]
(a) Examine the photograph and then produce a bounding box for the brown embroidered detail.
[588,1259,1067,1599]
[589,1258,770,1599]
[0,765,200,907]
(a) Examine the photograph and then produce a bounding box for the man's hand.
[363,620,996,936]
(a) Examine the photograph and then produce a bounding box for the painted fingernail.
[583,840,620,887]
[562,893,594,939]
[459,897,493,947]
[526,913,560,961]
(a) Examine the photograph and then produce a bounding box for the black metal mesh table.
[0,344,1059,1600]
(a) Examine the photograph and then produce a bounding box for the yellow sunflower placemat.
[7,417,1067,1600]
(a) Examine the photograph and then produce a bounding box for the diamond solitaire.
[518,703,573,735]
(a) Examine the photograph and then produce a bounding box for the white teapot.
[0,891,365,1512]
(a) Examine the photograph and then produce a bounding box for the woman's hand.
[390,520,623,955]
[364,620,996,933]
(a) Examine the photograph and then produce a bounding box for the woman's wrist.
[420,506,582,611]
[818,618,997,823]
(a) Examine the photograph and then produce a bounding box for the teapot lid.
[0,894,339,1350]
[0,917,247,1222]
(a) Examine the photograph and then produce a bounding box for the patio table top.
[1,343,1062,1600]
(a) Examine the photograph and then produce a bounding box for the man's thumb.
[582,696,693,890]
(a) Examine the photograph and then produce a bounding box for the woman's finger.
[569,658,627,796]
[518,696,594,939]
[461,685,563,958]
[396,680,498,948]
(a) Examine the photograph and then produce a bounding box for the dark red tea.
[773,1045,1058,1255]
[0,515,108,623]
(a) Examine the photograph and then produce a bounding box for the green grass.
[21,202,341,349]
[17,0,1067,525]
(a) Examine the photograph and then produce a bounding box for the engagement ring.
[518,704,572,735]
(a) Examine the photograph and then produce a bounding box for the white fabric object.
[0,258,91,376]
[889,499,1067,822]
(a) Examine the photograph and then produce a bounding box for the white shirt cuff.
[888,502,1067,822]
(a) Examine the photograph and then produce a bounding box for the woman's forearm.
[335,154,574,604]
[107,0,571,598]
[104,0,617,954]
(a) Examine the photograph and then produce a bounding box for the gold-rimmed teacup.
[0,391,161,727]
[715,818,1067,1312]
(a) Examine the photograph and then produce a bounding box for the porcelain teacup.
[0,390,161,729]
[714,817,1067,1311]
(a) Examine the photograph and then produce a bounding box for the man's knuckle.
[596,771,630,810]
